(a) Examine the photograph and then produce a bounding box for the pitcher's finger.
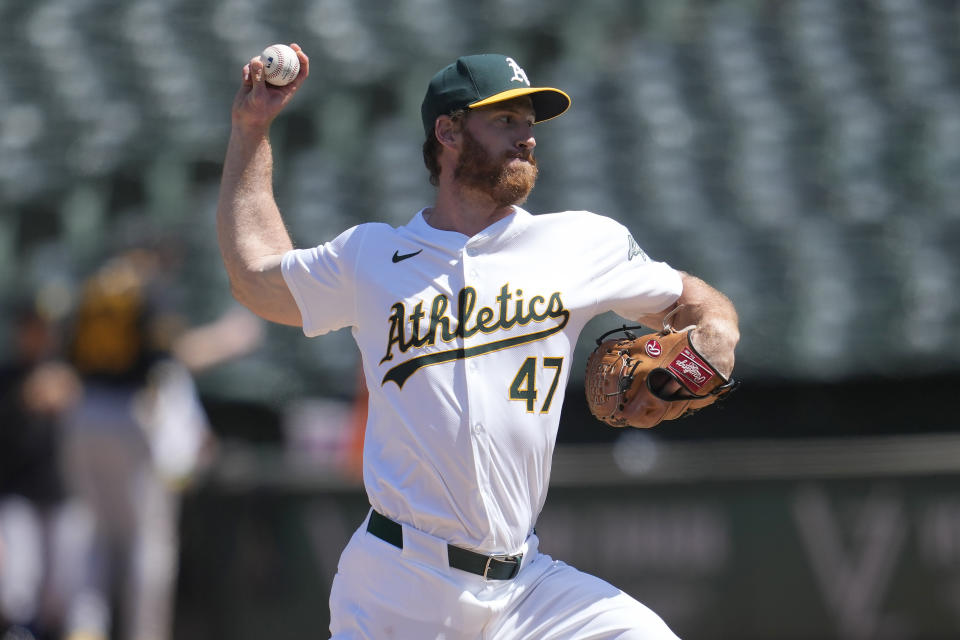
[289,44,310,85]
[249,57,265,86]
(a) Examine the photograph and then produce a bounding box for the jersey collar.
[409,206,531,253]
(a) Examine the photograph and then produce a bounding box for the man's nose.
[517,127,536,151]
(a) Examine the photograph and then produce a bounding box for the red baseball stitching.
[266,47,285,79]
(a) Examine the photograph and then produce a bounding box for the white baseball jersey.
[282,206,682,554]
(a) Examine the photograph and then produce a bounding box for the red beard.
[454,128,538,206]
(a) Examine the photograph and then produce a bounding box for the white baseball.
[260,44,300,86]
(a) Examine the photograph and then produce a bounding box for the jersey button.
[473,423,484,434]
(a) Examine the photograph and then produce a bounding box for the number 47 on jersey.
[509,357,563,413]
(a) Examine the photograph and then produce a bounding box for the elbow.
[225,266,266,315]
[228,277,255,310]
[223,260,302,327]
[227,280,261,322]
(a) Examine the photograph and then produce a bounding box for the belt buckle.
[483,553,521,580]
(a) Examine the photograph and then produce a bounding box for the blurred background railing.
[1,0,959,639]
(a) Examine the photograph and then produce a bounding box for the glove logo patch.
[644,339,662,357]
[668,348,715,392]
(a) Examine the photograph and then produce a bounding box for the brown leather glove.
[585,325,738,428]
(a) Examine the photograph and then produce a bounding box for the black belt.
[366,510,523,580]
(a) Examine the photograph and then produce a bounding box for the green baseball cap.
[421,54,571,136]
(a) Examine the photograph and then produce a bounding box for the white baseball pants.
[329,510,680,640]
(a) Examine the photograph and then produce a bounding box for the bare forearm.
[673,274,739,377]
[217,43,308,271]
[213,44,309,326]
[639,272,740,378]
[216,127,300,323]
[217,127,293,269]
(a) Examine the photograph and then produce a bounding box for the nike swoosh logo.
[392,249,423,263]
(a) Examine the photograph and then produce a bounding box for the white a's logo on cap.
[505,57,530,85]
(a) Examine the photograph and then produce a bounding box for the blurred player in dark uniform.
[0,299,82,640]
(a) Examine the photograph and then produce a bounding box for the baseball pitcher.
[217,46,740,639]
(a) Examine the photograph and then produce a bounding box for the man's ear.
[435,115,460,149]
